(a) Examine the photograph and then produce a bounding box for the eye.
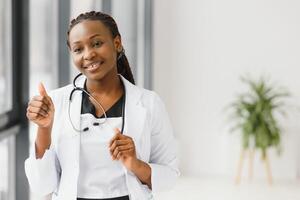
[93,40,103,48]
[73,48,82,54]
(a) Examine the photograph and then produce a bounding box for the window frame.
[0,0,29,133]
[0,0,29,200]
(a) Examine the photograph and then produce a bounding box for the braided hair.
[67,11,135,85]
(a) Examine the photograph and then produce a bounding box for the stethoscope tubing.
[68,73,125,134]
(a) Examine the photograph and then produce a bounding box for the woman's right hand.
[26,83,55,129]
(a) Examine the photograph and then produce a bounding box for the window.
[0,0,12,114]
[0,0,14,199]
[111,0,152,88]
[0,135,15,200]
[29,1,60,199]
[0,137,9,199]
[1,0,30,199]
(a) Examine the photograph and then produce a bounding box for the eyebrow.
[71,34,102,45]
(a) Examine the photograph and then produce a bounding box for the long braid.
[67,11,135,85]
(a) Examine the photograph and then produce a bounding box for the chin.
[85,72,106,81]
[81,65,117,82]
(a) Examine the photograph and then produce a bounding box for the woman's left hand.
[109,128,152,188]
[109,128,139,171]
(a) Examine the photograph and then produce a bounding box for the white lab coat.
[24,75,179,200]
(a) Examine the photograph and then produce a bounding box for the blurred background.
[1,0,300,200]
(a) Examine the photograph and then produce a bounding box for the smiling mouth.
[83,61,104,72]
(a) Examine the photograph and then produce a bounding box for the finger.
[31,96,51,110]
[28,100,49,112]
[116,131,133,142]
[109,137,134,155]
[26,111,44,121]
[111,142,132,156]
[114,128,125,139]
[109,131,122,147]
[42,96,51,109]
[38,82,49,97]
[27,107,48,119]
[36,91,52,110]
[27,106,48,117]
[36,92,54,110]
[46,95,54,111]
[114,128,129,139]
[109,139,128,151]
[114,128,122,135]
[112,145,132,159]
[116,149,133,160]
[32,95,49,103]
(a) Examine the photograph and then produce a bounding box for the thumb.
[114,128,122,135]
[38,82,48,97]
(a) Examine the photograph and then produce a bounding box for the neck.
[86,72,123,97]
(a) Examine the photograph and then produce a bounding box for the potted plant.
[229,76,289,184]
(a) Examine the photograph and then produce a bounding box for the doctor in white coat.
[25,11,179,200]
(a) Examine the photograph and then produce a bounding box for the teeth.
[85,62,101,69]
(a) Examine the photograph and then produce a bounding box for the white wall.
[153,0,300,180]
[112,0,138,79]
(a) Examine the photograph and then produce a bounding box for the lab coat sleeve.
[148,93,180,192]
[24,91,61,196]
[24,147,61,196]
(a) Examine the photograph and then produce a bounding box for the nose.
[83,48,96,60]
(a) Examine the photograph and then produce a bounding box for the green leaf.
[226,75,289,158]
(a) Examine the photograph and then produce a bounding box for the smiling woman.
[68,20,121,83]
[67,12,135,86]
[24,11,179,200]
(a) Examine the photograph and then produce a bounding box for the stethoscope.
[68,73,126,134]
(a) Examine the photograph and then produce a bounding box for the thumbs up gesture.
[26,83,55,128]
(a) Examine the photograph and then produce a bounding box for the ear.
[113,35,122,52]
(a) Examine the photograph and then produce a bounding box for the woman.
[25,11,179,200]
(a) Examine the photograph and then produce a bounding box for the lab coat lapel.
[121,76,146,158]
[56,76,84,199]
[121,77,149,200]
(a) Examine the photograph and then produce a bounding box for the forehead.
[69,20,112,43]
